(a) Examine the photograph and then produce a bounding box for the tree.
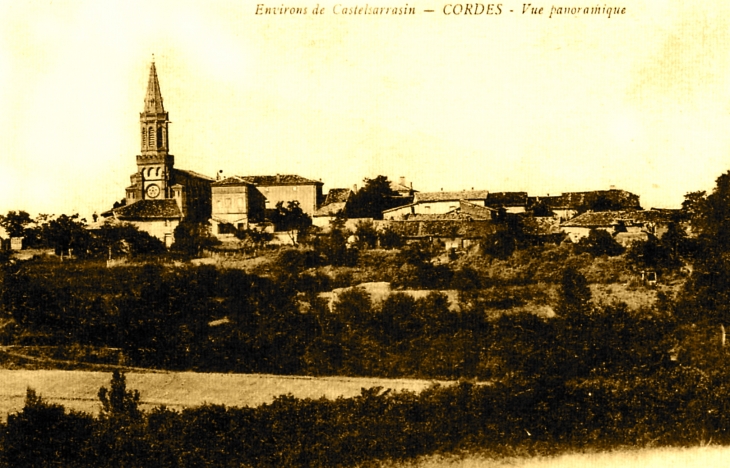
[269,201,312,244]
[1,388,94,467]
[347,176,400,220]
[172,221,220,257]
[556,266,592,319]
[0,210,33,238]
[378,225,404,249]
[354,220,378,249]
[577,229,624,257]
[98,370,141,420]
[234,225,274,254]
[39,213,91,256]
[93,221,165,258]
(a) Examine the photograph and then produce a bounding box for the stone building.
[105,62,213,245]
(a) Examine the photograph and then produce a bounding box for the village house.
[485,192,529,213]
[209,176,267,235]
[237,174,324,217]
[533,188,642,222]
[312,188,354,227]
[375,217,497,250]
[560,209,675,245]
[382,189,489,219]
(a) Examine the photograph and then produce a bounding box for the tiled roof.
[459,200,497,220]
[113,199,182,219]
[415,190,489,203]
[212,176,255,187]
[313,202,347,217]
[174,169,214,181]
[403,212,462,221]
[236,174,323,186]
[486,192,528,207]
[324,188,353,205]
[539,190,641,210]
[561,210,673,228]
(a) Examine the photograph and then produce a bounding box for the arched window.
[148,127,155,148]
[142,129,146,147]
[155,167,160,177]
[157,127,163,149]
[147,167,154,178]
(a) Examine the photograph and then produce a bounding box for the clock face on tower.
[146,184,160,199]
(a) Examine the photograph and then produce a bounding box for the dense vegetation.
[5,171,730,465]
[3,366,730,467]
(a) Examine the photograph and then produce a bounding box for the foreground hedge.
[2,367,730,467]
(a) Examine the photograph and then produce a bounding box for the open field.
[0,369,450,419]
[399,446,730,467]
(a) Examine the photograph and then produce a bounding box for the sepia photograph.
[2,0,730,466]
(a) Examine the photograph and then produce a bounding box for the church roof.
[174,168,215,181]
[144,62,165,114]
[114,199,182,219]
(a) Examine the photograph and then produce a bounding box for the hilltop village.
[95,62,675,251]
[7,62,730,468]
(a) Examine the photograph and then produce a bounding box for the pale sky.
[2,0,729,219]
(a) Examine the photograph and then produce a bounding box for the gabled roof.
[323,188,353,205]
[235,174,323,186]
[113,199,182,219]
[486,192,528,207]
[313,202,348,217]
[459,200,497,220]
[414,190,489,203]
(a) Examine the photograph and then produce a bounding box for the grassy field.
[395,446,730,467]
[0,369,450,419]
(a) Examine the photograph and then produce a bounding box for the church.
[104,62,213,246]
[103,62,325,246]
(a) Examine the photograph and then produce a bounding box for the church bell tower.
[136,61,174,200]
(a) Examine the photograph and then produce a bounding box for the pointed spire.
[144,61,165,114]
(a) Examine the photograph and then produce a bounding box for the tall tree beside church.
[348,176,400,220]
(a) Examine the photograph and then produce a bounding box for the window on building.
[142,129,146,147]
[148,127,155,148]
[157,127,163,149]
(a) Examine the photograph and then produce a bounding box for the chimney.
[399,176,406,186]
[276,174,281,183]
[353,184,358,193]
[610,185,616,190]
